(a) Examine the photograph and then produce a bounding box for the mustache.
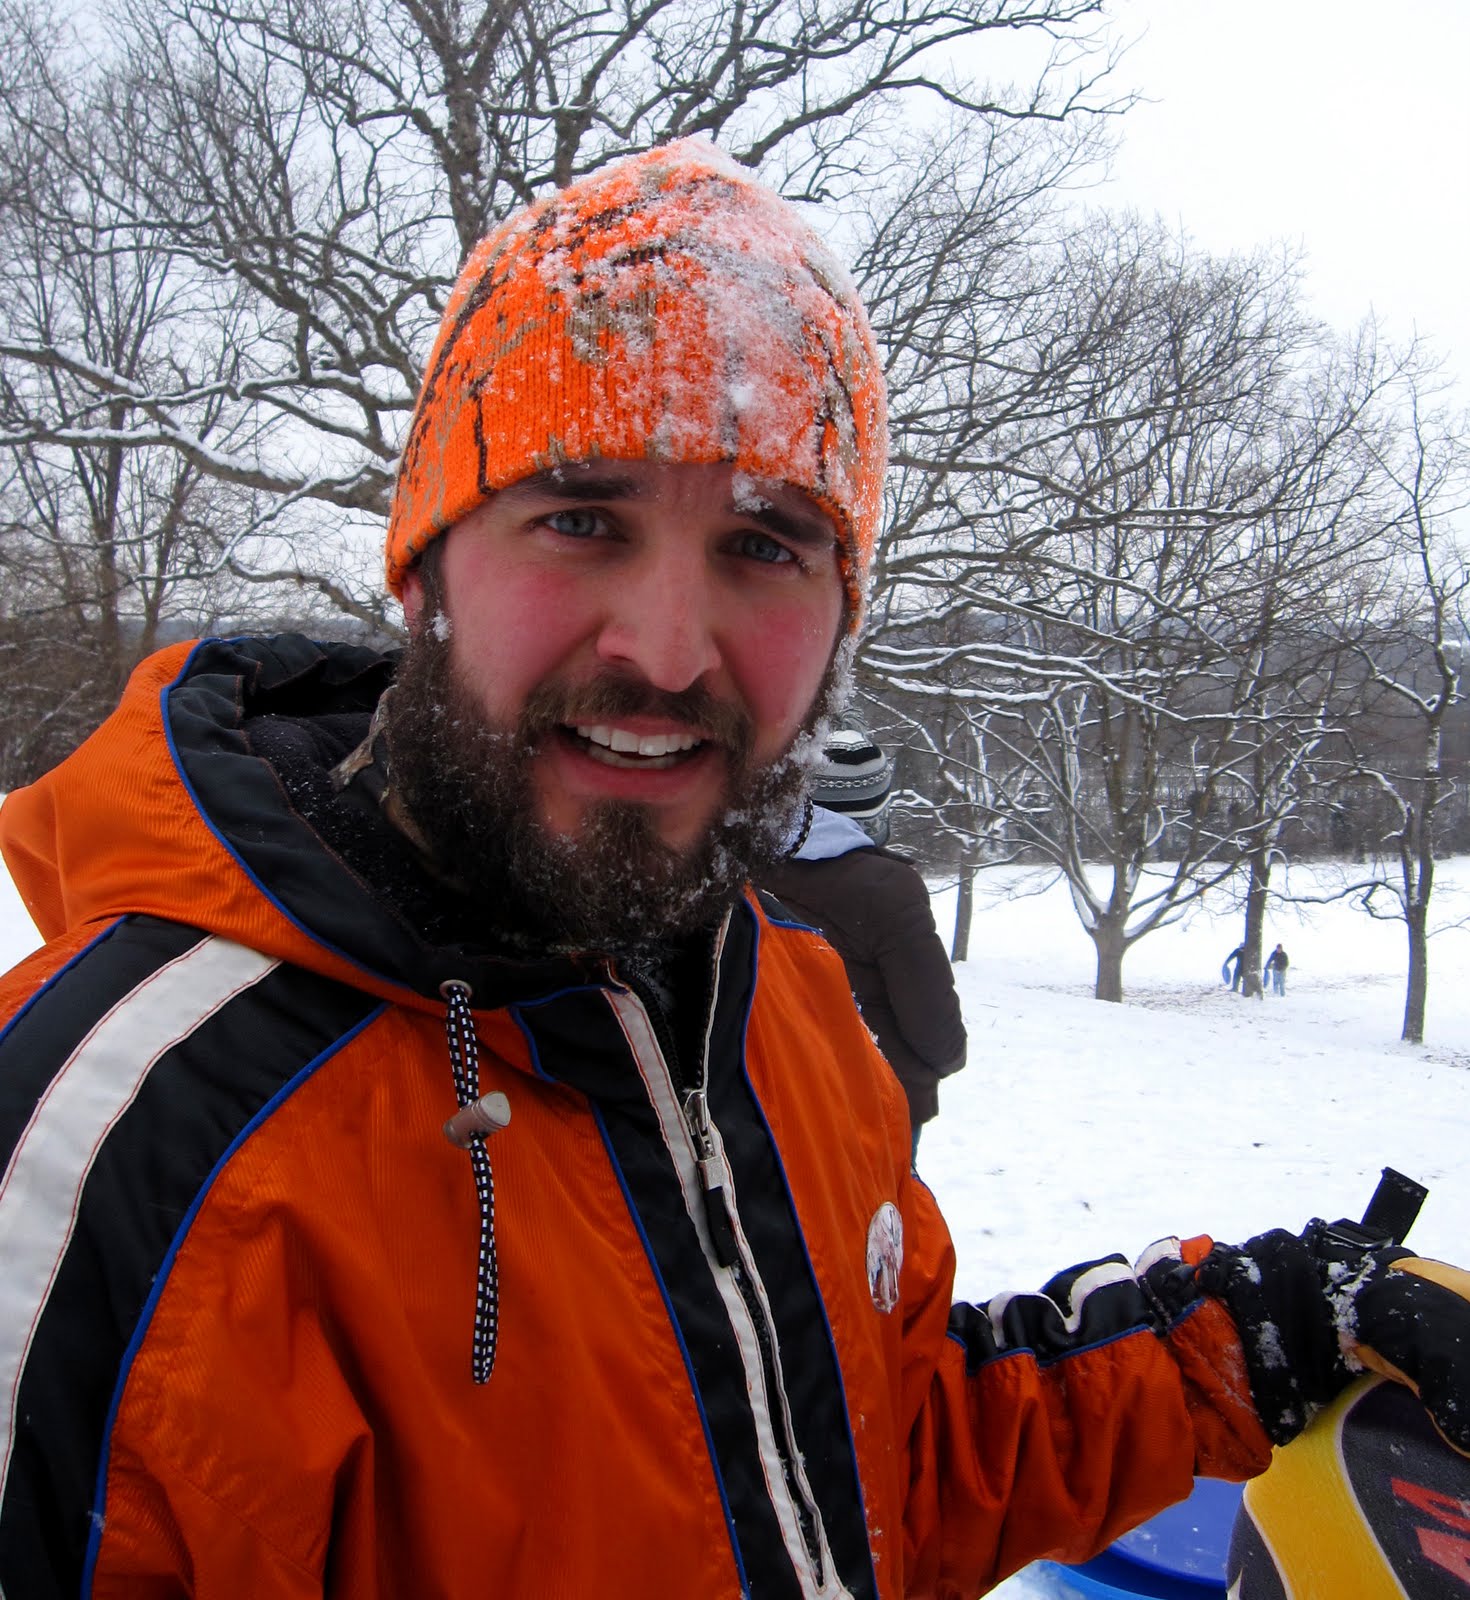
[520,675,753,761]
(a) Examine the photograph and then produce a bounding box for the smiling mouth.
[566,723,708,771]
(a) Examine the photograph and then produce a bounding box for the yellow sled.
[1230,1375,1470,1597]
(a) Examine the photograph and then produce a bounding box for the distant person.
[1265,943,1289,997]
[1222,944,1246,991]
[761,728,967,1162]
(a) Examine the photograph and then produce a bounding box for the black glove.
[1197,1219,1470,1455]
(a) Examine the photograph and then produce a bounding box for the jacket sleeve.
[869,863,967,1077]
[896,1176,1272,1598]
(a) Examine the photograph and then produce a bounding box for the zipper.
[684,1085,741,1269]
[683,1081,827,1580]
[618,935,742,1272]
[611,928,839,1597]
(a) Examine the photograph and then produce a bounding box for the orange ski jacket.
[0,635,1273,1599]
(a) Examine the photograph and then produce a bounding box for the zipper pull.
[685,1089,740,1269]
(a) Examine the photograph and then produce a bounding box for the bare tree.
[838,107,1106,957]
[863,216,1391,999]
[1324,382,1469,1043]
[0,0,1127,624]
[0,1,274,782]
[1206,347,1398,998]
[857,623,1033,962]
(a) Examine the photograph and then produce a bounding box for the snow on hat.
[810,727,894,821]
[385,137,887,629]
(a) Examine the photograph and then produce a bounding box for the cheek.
[735,597,840,734]
[450,568,591,705]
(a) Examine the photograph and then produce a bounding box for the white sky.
[1094,0,1470,398]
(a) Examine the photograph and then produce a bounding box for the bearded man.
[3,140,1468,1600]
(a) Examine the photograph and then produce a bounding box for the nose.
[594,544,722,691]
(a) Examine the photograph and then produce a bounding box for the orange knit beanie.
[385,138,887,626]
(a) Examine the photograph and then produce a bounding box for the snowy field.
[926,859,1470,1297]
[924,859,1470,1595]
[2,849,1468,1596]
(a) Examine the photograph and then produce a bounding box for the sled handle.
[1324,1167,1429,1253]
[1360,1167,1429,1247]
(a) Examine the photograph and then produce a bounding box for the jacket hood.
[794,805,875,862]
[0,635,593,1010]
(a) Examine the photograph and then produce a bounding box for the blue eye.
[546,508,603,538]
[738,531,795,565]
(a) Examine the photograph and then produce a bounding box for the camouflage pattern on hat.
[386,138,888,628]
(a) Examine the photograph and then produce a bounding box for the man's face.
[389,459,846,951]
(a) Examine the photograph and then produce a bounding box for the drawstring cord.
[439,979,507,1384]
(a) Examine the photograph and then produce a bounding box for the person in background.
[761,727,967,1162]
[1265,942,1290,996]
[1222,944,1246,991]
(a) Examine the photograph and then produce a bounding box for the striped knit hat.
[386,138,887,628]
[810,727,894,822]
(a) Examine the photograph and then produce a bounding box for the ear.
[400,564,425,628]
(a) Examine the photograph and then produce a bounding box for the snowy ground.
[926,860,1470,1297]
[924,859,1470,1595]
[2,850,1467,1596]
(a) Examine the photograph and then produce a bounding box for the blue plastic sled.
[1039,1476,1244,1598]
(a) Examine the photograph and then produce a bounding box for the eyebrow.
[743,498,836,550]
[506,469,642,503]
[502,468,837,549]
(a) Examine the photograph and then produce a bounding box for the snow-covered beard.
[385,598,830,957]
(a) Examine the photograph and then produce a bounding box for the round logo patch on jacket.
[866,1202,904,1313]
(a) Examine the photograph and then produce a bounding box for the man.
[762,727,967,1161]
[2,139,1468,1599]
[1266,942,1290,996]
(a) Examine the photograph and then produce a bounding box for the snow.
[921,864,1469,1296]
[922,861,1470,1595]
[1,842,1466,1596]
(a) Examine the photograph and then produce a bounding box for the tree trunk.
[1241,851,1270,999]
[1092,919,1126,1003]
[951,861,976,963]
[1403,902,1429,1044]
[1399,726,1441,1045]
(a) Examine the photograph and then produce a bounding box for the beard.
[385,607,831,957]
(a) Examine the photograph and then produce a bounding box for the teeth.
[573,724,701,759]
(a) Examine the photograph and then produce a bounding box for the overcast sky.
[1090,0,1469,400]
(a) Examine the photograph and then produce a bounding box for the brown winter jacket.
[763,847,967,1128]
